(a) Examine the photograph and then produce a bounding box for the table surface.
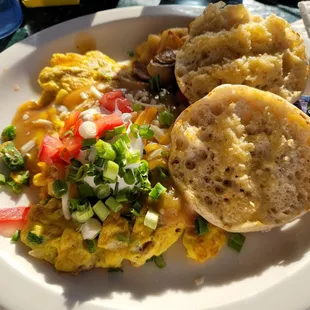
[0,1,306,310]
[0,0,302,52]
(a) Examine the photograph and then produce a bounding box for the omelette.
[1,45,226,272]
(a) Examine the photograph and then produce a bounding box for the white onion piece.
[32,119,53,128]
[117,177,135,191]
[80,91,89,100]
[80,108,100,121]
[20,140,36,155]
[130,135,144,157]
[79,121,97,139]
[150,125,165,141]
[90,86,103,100]
[84,176,97,188]
[77,150,88,164]
[121,113,132,123]
[148,148,163,160]
[88,146,97,162]
[61,191,71,220]
[125,162,141,170]
[81,218,102,240]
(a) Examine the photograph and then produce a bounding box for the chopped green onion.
[114,124,126,135]
[127,50,134,57]
[126,150,141,165]
[135,160,151,190]
[69,198,90,212]
[6,178,22,194]
[78,182,95,198]
[113,139,128,155]
[85,239,96,253]
[62,130,74,138]
[120,134,131,144]
[95,184,111,199]
[149,74,160,92]
[72,208,94,223]
[154,254,166,268]
[149,182,166,200]
[132,103,143,112]
[52,179,68,198]
[82,138,97,149]
[75,164,89,182]
[195,216,209,236]
[104,129,115,140]
[1,142,24,171]
[0,173,6,184]
[130,123,140,137]
[158,110,174,127]
[132,201,141,212]
[139,124,154,139]
[1,125,16,142]
[27,231,44,244]
[144,210,159,230]
[93,200,110,222]
[11,230,20,242]
[71,158,82,168]
[94,156,105,168]
[95,140,116,160]
[105,196,122,213]
[11,170,30,185]
[108,267,123,272]
[130,208,140,217]
[124,169,135,185]
[157,167,168,178]
[116,194,128,203]
[103,160,119,181]
[228,233,246,252]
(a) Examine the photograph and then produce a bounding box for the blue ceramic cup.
[0,0,23,39]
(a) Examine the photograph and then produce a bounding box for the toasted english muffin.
[175,2,308,104]
[169,84,310,232]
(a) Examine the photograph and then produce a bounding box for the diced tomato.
[99,90,123,111]
[95,114,124,138]
[38,135,64,164]
[99,90,132,113]
[115,97,132,113]
[59,111,81,137]
[0,206,30,223]
[73,119,83,137]
[62,136,82,159]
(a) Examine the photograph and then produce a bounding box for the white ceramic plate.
[1,6,310,310]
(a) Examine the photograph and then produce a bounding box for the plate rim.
[0,5,309,310]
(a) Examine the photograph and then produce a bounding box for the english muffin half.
[169,84,310,232]
[175,2,308,104]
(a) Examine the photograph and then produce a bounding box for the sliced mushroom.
[132,60,150,81]
[147,60,175,85]
[114,71,149,91]
[154,49,177,65]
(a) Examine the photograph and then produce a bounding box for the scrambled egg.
[183,225,226,262]
[38,51,120,100]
